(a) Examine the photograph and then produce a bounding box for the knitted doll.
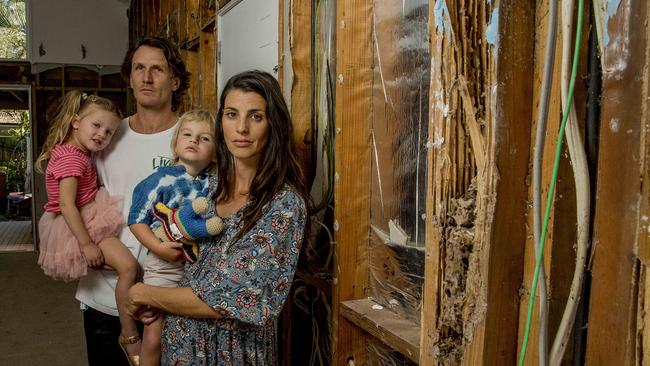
[151,197,223,263]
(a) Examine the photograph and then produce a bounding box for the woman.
[127,70,309,365]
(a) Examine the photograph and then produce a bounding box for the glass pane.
[0,0,27,60]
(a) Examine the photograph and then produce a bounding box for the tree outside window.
[1,110,29,192]
[0,0,26,60]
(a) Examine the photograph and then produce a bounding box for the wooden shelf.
[340,298,420,364]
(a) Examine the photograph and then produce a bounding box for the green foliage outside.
[0,0,26,59]
[1,110,29,193]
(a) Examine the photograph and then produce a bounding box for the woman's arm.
[190,189,307,326]
[59,176,104,267]
[129,223,182,262]
[127,282,220,319]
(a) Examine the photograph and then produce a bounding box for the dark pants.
[82,306,132,366]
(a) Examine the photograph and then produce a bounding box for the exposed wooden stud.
[462,0,536,364]
[199,30,216,109]
[586,1,649,363]
[420,2,444,363]
[517,0,564,362]
[332,0,373,365]
[289,1,312,177]
[641,5,650,364]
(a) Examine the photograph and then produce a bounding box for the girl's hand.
[81,243,104,268]
[156,241,183,262]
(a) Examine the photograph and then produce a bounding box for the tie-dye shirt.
[128,165,211,228]
[161,180,307,366]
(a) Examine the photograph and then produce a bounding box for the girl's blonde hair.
[170,109,216,164]
[35,90,121,173]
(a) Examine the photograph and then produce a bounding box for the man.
[75,37,190,366]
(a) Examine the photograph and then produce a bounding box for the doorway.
[0,84,34,252]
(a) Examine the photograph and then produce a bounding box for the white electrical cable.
[549,0,591,364]
[532,0,559,363]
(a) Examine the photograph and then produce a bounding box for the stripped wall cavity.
[423,0,494,363]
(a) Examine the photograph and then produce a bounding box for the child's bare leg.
[140,317,163,366]
[98,237,141,357]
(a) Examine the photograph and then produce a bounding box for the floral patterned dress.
[161,184,306,366]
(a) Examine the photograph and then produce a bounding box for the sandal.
[118,334,141,366]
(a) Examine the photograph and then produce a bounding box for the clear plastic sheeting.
[368,0,429,335]
[367,338,419,366]
[370,0,430,248]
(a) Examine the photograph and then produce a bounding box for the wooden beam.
[420,1,446,363]
[586,1,649,364]
[199,28,216,109]
[289,0,312,180]
[516,1,593,363]
[332,0,373,365]
[463,0,536,364]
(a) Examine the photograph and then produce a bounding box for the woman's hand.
[81,243,104,268]
[136,306,161,325]
[127,283,161,325]
[155,241,183,262]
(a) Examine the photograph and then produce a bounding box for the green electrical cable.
[517,0,585,364]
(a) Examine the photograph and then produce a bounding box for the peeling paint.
[609,118,620,132]
[486,7,499,46]
[433,131,445,149]
[437,101,449,117]
[434,0,451,39]
[603,0,622,47]
[597,0,630,74]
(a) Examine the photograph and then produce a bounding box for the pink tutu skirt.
[37,188,123,282]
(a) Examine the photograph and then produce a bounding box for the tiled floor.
[0,220,34,252]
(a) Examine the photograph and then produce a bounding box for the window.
[0,0,27,60]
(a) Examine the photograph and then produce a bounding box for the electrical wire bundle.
[519,0,592,364]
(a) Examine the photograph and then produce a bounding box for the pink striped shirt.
[44,144,98,213]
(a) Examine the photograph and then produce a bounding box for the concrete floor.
[0,252,88,365]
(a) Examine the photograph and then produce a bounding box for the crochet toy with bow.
[151,197,223,263]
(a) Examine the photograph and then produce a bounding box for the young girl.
[35,90,141,365]
[128,109,217,366]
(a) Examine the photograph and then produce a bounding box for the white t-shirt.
[75,116,178,315]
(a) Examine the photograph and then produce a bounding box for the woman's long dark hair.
[215,70,309,240]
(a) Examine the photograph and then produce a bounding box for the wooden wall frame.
[586,0,649,363]
[332,0,536,364]
[124,1,650,364]
[332,0,373,364]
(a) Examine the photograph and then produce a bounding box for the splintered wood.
[421,0,491,364]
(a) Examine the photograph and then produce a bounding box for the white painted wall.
[217,0,279,96]
[28,0,129,73]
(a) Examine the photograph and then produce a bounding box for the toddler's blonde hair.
[170,109,216,165]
